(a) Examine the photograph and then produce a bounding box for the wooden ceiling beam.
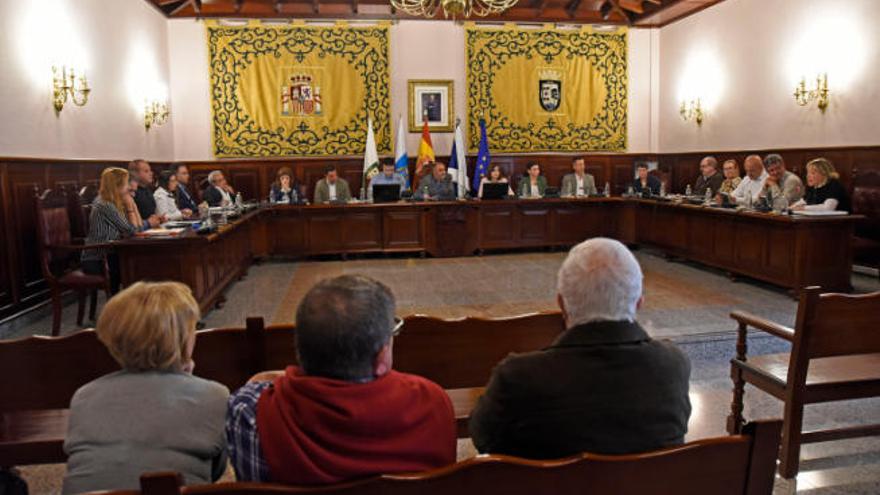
[192,0,202,15]
[234,0,244,13]
[352,0,359,14]
[618,0,644,14]
[565,0,583,18]
[532,0,547,16]
[168,0,194,16]
[607,0,634,23]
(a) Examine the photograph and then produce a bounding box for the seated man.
[414,162,456,201]
[204,170,236,207]
[226,275,456,484]
[693,156,724,196]
[728,155,768,206]
[470,238,691,459]
[172,163,198,212]
[313,165,352,204]
[762,153,804,206]
[127,159,163,226]
[369,159,408,201]
[561,157,597,197]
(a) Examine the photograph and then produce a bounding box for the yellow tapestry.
[207,22,391,157]
[466,25,627,153]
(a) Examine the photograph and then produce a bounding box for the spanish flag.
[413,118,434,189]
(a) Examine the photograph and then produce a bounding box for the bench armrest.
[730,311,795,342]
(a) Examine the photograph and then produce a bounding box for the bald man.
[729,155,768,206]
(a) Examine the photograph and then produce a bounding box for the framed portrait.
[408,80,454,133]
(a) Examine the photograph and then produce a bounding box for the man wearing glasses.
[225,275,454,484]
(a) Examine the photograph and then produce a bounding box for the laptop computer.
[372,184,401,204]
[482,182,510,200]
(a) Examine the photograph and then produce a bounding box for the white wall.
[168,20,658,160]
[0,0,174,161]
[658,0,880,152]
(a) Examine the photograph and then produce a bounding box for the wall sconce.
[679,98,704,125]
[52,65,90,113]
[794,73,829,112]
[144,99,169,130]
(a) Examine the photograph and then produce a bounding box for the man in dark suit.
[693,156,724,196]
[470,238,691,459]
[128,159,163,227]
[204,170,236,207]
[173,163,198,211]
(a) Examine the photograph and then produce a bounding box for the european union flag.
[472,118,491,194]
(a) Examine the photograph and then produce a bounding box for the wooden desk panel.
[113,200,861,311]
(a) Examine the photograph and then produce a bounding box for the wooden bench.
[728,286,880,478]
[93,420,783,495]
[1,312,563,467]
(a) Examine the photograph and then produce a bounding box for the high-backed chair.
[851,169,880,277]
[35,189,110,335]
[727,286,880,478]
[95,420,782,495]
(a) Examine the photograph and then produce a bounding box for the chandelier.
[390,0,518,18]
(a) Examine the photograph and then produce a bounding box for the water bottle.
[746,193,753,210]
[626,185,634,197]
[235,192,243,208]
[290,188,298,204]
[422,184,430,200]
[704,188,712,205]
[659,182,666,197]
[685,184,693,197]
[603,182,611,197]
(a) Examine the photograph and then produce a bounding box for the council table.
[113,199,862,311]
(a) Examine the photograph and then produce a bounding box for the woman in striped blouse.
[81,168,142,294]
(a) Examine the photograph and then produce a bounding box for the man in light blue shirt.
[369,160,408,201]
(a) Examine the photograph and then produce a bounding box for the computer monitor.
[482,182,510,200]
[372,184,401,204]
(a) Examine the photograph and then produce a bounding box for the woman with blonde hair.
[81,167,142,294]
[62,282,229,494]
[791,158,851,212]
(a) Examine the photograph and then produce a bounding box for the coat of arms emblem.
[538,68,562,113]
[281,74,323,117]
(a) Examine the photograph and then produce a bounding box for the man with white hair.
[203,170,236,207]
[469,238,691,459]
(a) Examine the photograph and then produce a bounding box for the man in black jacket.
[470,238,691,459]
[128,159,162,227]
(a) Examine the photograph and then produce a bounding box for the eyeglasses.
[392,317,404,337]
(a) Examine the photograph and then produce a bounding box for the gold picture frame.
[408,79,454,133]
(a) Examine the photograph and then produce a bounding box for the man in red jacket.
[226,275,456,485]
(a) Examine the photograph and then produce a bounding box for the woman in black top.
[792,158,850,212]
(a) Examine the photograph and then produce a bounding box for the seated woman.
[81,167,142,294]
[791,158,851,212]
[154,170,192,221]
[632,163,661,196]
[270,167,302,204]
[62,281,229,495]
[478,164,514,198]
[518,162,547,198]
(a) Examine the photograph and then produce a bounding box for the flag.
[362,117,380,198]
[413,118,434,190]
[472,117,490,193]
[394,116,409,189]
[448,118,469,198]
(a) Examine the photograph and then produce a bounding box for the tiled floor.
[6,250,880,494]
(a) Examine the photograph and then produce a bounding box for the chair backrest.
[393,312,565,389]
[0,330,118,411]
[129,420,782,495]
[851,169,880,240]
[792,287,880,360]
[34,188,75,271]
[192,318,296,392]
[69,184,98,239]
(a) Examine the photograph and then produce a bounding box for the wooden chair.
[0,330,118,467]
[95,420,782,495]
[393,312,565,389]
[727,286,880,478]
[35,188,110,335]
